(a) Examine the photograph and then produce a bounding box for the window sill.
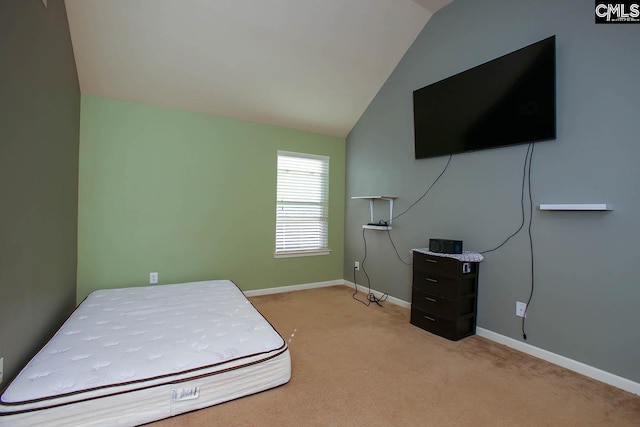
[274,249,331,258]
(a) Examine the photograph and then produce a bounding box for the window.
[275,151,330,257]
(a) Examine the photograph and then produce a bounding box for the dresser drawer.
[413,252,477,278]
[410,307,476,341]
[411,288,475,319]
[412,271,477,299]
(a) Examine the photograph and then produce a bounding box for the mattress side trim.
[0,345,289,416]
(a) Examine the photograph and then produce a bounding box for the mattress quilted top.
[1,280,285,403]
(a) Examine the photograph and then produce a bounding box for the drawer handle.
[426,258,438,263]
[426,277,438,283]
[424,296,437,303]
[424,315,436,322]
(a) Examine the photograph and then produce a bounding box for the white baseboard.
[243,279,342,297]
[244,279,411,308]
[476,327,640,396]
[246,279,639,395]
[343,280,412,309]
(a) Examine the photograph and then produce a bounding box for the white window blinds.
[275,151,330,257]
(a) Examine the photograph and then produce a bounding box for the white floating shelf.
[362,225,392,230]
[539,204,611,211]
[351,196,397,200]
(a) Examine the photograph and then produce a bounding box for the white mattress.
[0,280,291,426]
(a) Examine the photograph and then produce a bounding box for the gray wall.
[0,0,80,385]
[345,0,640,382]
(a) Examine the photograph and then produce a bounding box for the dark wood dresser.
[410,250,480,341]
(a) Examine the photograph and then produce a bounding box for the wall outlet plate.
[150,272,158,284]
[354,261,360,271]
[516,301,527,317]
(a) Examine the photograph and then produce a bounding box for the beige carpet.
[150,285,640,426]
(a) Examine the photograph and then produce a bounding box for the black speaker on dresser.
[428,238,463,254]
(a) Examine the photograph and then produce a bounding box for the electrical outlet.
[354,261,360,271]
[150,272,158,284]
[1,357,4,384]
[516,301,527,317]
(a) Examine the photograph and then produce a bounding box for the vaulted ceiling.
[64,0,452,137]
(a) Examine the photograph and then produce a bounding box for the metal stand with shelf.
[351,196,397,230]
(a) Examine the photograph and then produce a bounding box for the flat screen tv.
[413,36,556,159]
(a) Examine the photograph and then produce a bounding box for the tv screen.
[413,36,556,159]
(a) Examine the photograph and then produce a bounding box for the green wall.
[78,95,345,301]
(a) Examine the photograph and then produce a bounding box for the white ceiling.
[64,0,452,137]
